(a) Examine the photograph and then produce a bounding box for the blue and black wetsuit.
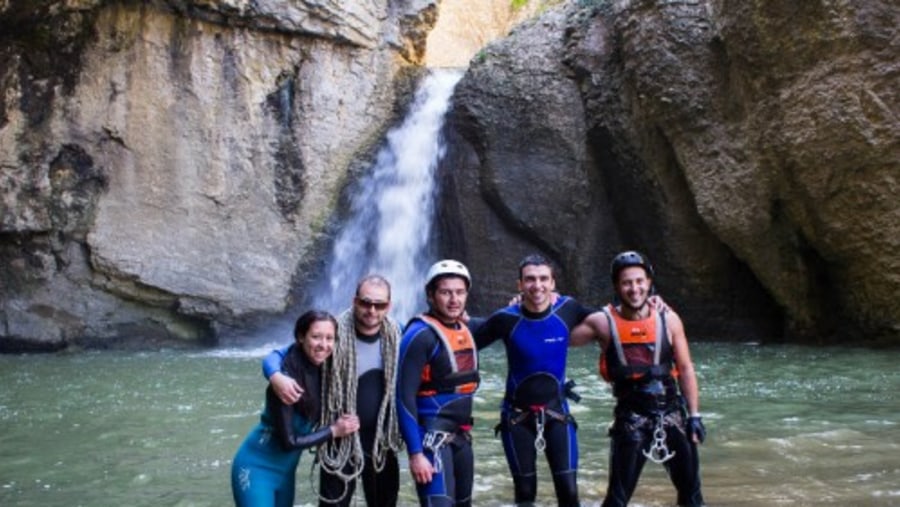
[473,296,592,506]
[232,346,332,507]
[397,313,480,507]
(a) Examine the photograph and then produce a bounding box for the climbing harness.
[501,403,574,452]
[642,414,675,464]
[423,430,457,474]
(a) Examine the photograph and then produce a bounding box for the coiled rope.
[316,308,403,502]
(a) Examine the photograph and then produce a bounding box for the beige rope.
[316,308,403,500]
[371,312,403,472]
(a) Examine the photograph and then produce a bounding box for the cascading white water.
[312,69,463,322]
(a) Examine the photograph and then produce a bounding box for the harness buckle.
[533,407,547,452]
[422,430,455,474]
[642,414,675,464]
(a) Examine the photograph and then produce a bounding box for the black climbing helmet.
[609,250,654,285]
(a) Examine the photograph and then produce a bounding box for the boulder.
[443,0,898,344]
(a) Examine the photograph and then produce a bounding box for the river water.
[1,341,897,507]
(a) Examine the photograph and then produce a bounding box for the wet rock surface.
[444,0,898,344]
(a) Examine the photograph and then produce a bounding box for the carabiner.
[642,415,675,464]
[534,408,547,452]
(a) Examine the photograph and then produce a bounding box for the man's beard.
[621,294,648,313]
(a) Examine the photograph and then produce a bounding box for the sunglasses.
[355,298,390,311]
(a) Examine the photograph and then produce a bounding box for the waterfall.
[311,69,463,323]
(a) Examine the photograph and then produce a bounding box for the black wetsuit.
[600,305,704,507]
[318,331,400,507]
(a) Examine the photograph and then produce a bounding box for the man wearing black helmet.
[396,259,480,507]
[571,251,705,507]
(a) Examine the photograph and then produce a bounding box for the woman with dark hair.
[231,310,360,507]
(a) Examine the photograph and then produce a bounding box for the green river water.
[1,342,898,506]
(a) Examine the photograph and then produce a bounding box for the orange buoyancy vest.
[599,304,681,412]
[599,304,679,384]
[414,314,480,396]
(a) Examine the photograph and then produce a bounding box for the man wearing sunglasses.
[262,274,403,507]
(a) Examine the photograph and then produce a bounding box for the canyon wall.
[2,0,897,349]
[443,0,898,344]
[0,0,437,350]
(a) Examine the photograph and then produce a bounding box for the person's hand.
[330,414,360,438]
[648,295,669,313]
[687,416,706,444]
[409,452,434,484]
[270,372,303,405]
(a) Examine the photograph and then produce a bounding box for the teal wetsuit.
[231,347,333,507]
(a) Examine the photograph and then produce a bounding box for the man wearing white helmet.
[396,259,480,507]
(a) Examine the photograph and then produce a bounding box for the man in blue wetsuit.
[397,260,480,507]
[472,254,592,506]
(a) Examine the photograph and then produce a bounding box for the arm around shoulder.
[570,311,610,348]
[261,345,290,379]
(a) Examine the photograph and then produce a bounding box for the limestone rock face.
[2,0,897,350]
[0,0,436,350]
[445,0,898,344]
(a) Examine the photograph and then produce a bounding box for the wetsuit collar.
[520,302,553,319]
[427,311,461,329]
[356,330,381,344]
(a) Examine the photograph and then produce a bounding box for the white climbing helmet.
[425,259,471,290]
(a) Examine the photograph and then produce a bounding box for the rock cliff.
[2,0,897,350]
[443,0,898,344]
[0,0,437,350]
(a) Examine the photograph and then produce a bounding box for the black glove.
[687,416,706,444]
[564,379,582,403]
